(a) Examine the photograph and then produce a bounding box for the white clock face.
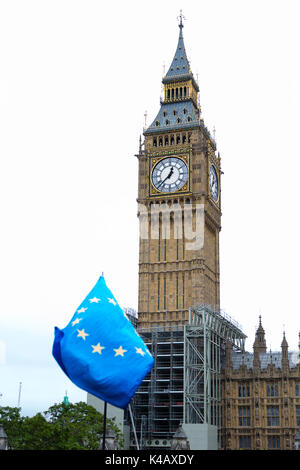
[209,164,219,202]
[151,157,188,193]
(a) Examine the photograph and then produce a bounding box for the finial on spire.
[281,330,288,348]
[269,348,273,364]
[177,10,185,37]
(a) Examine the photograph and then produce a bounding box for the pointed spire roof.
[144,14,201,135]
[164,16,190,80]
[162,13,199,91]
[253,315,267,354]
[281,331,288,348]
[257,315,264,332]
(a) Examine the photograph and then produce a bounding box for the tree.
[0,402,123,450]
[44,401,123,450]
[0,406,23,450]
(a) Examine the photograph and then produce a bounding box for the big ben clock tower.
[137,15,221,330]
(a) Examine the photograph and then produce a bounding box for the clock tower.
[137,16,221,330]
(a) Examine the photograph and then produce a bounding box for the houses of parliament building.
[129,13,300,451]
[89,14,300,451]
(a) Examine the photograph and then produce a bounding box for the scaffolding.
[131,326,185,448]
[130,305,246,449]
[184,305,246,429]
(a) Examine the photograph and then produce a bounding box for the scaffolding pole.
[184,305,246,427]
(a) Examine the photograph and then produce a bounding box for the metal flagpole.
[17,382,22,408]
[102,401,107,450]
[128,404,139,450]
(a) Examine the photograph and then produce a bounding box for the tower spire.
[253,315,267,354]
[177,10,185,38]
[145,17,200,135]
[281,331,289,372]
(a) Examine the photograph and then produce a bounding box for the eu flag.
[52,275,154,409]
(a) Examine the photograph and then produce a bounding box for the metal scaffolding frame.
[131,326,185,448]
[129,306,246,449]
[184,305,247,427]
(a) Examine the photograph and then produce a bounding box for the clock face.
[209,164,219,202]
[151,157,188,193]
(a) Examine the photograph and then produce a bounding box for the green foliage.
[0,406,24,449]
[0,402,123,450]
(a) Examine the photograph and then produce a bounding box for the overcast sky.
[1,0,300,417]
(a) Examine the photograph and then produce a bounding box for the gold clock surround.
[149,152,190,197]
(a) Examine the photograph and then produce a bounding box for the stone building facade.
[221,317,300,450]
[132,15,300,450]
[137,14,221,331]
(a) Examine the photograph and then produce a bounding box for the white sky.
[1,0,300,416]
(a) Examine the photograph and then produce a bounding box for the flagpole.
[128,404,139,450]
[102,401,107,450]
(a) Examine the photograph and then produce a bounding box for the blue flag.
[52,275,154,409]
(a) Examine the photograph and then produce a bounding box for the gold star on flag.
[77,329,89,340]
[135,347,146,356]
[77,307,88,313]
[114,346,127,357]
[91,343,105,355]
[89,297,101,303]
[72,318,82,326]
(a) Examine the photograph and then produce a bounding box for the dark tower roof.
[144,14,201,135]
[163,16,193,84]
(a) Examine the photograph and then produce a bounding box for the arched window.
[184,87,187,97]
[170,135,175,145]
[177,118,181,124]
[176,88,178,99]
[165,136,169,146]
[176,135,180,144]
[159,137,163,146]
[167,89,170,99]
[155,121,160,127]
[182,135,186,144]
[172,89,174,99]
[153,138,157,147]
[180,87,182,98]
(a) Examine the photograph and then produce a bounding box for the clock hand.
[157,167,174,189]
